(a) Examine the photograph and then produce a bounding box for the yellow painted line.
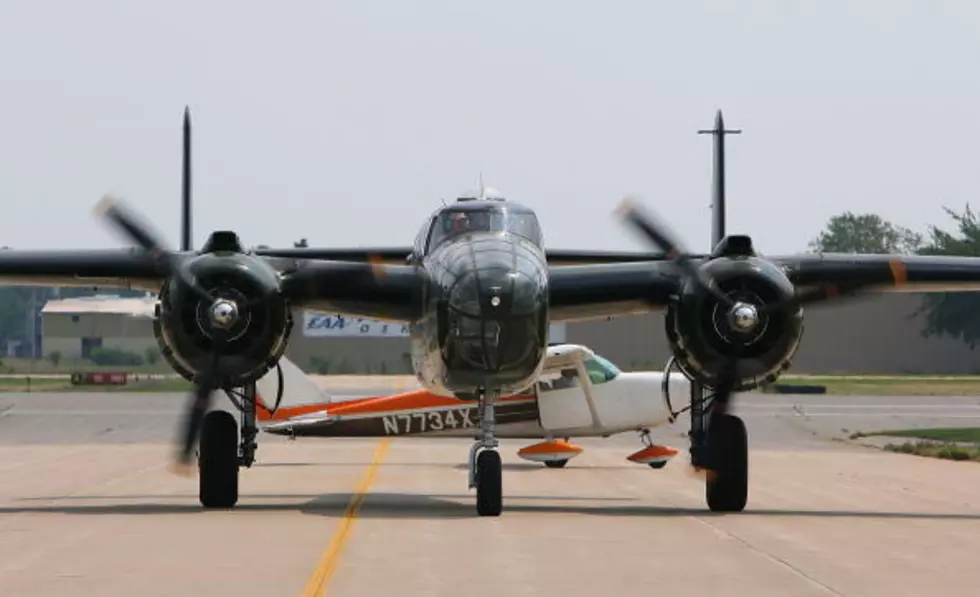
[301,438,391,597]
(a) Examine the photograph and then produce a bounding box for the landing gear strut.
[687,379,748,512]
[467,388,502,516]
[664,357,748,512]
[196,382,261,509]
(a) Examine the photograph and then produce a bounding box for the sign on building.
[302,312,566,342]
[304,313,410,337]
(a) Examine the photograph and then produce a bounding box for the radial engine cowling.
[664,256,804,392]
[152,253,293,388]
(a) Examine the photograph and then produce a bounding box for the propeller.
[93,194,264,474]
[95,195,217,305]
[615,197,888,317]
[615,196,907,472]
[615,197,738,310]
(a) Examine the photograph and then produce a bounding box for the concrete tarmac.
[1,390,980,596]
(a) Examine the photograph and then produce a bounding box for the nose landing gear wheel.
[199,410,239,509]
[705,413,748,512]
[475,450,502,517]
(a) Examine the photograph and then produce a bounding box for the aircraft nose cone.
[478,270,542,317]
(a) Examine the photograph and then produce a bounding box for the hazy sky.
[1,1,978,255]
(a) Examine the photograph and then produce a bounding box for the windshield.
[583,355,620,385]
[428,205,542,251]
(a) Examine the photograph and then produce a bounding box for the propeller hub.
[728,302,760,332]
[208,299,240,329]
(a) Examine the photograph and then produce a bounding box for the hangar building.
[38,292,980,375]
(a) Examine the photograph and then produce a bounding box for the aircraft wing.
[0,248,424,323]
[0,248,169,292]
[769,253,980,294]
[254,246,679,266]
[546,253,980,323]
[547,261,683,322]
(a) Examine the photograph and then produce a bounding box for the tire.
[544,459,568,469]
[199,410,239,509]
[705,413,748,512]
[475,450,502,516]
[648,461,667,469]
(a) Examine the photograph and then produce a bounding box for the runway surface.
[2,389,980,596]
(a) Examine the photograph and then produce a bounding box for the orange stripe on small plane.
[256,388,535,422]
[889,258,908,285]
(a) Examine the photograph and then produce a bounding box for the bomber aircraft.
[6,108,980,517]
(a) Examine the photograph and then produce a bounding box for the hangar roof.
[41,295,157,318]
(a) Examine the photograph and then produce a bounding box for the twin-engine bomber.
[4,108,980,517]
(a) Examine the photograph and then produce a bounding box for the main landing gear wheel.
[544,459,568,469]
[199,410,239,508]
[475,449,502,516]
[705,413,748,512]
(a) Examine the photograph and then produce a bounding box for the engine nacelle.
[664,256,804,392]
[152,253,293,388]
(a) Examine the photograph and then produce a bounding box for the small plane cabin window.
[427,205,543,251]
[583,355,621,385]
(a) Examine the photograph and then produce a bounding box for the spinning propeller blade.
[93,195,243,471]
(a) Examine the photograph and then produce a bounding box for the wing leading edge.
[254,246,680,266]
[546,253,980,323]
[7,248,980,326]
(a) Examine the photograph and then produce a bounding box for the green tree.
[808,212,922,254]
[914,204,980,348]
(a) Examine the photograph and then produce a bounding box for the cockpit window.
[427,205,542,251]
[583,355,620,385]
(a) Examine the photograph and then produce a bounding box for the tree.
[914,204,980,348]
[808,212,922,254]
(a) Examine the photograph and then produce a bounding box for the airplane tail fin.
[254,356,335,421]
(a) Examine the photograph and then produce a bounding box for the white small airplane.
[254,344,690,469]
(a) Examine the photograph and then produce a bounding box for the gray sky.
[1,1,978,255]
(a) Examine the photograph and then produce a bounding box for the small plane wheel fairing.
[475,449,502,517]
[199,410,239,509]
[544,459,568,468]
[648,461,667,469]
[705,413,748,512]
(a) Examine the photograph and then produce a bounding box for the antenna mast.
[180,106,192,251]
[698,110,741,251]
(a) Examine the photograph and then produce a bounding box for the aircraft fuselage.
[407,199,550,398]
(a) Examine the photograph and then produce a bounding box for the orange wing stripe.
[257,388,534,422]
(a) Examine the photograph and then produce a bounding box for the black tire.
[544,459,568,469]
[648,461,667,469]
[705,413,748,512]
[199,410,239,509]
[475,450,502,516]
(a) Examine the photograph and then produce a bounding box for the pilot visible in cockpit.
[450,212,471,234]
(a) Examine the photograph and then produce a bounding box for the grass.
[0,357,174,375]
[852,427,980,443]
[851,427,980,462]
[882,440,980,461]
[0,377,192,393]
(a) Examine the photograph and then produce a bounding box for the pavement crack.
[691,516,846,596]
